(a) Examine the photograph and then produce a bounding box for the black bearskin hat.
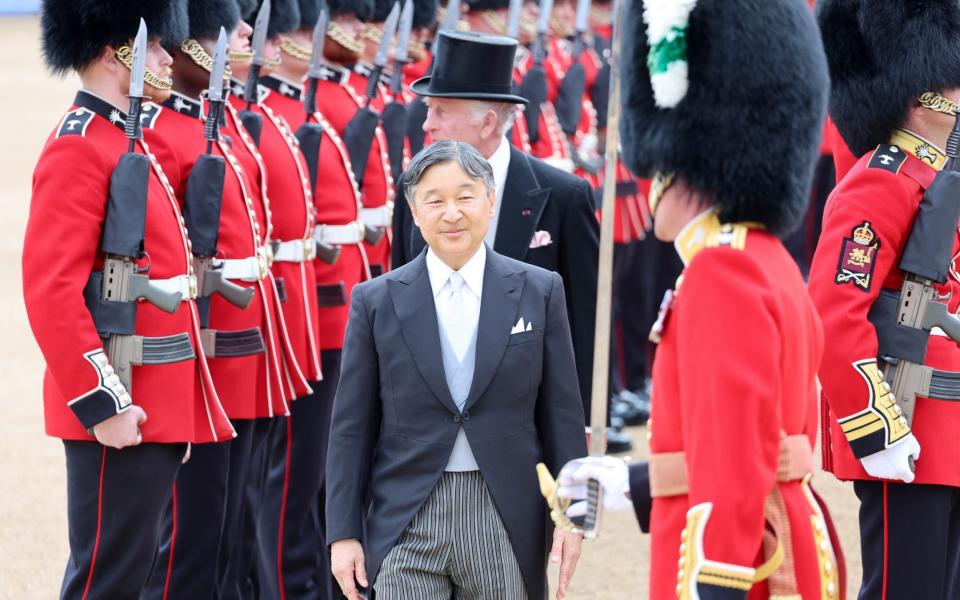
[41,0,188,74]
[413,0,438,28]
[818,0,960,158]
[298,0,321,28]
[621,0,828,235]
[370,0,397,22]
[328,0,373,20]
[236,0,258,17]
[242,0,301,36]
[189,0,242,40]
[464,0,509,11]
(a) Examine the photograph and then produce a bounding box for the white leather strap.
[360,205,391,228]
[272,239,313,263]
[219,256,266,282]
[315,222,364,245]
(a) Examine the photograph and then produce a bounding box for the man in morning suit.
[390,31,601,424]
[326,141,587,600]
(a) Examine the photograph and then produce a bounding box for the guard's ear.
[99,45,124,73]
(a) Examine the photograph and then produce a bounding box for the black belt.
[201,327,265,358]
[275,277,288,304]
[317,282,347,308]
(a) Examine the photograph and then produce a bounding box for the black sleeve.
[535,273,588,474]
[325,284,382,544]
[391,183,412,268]
[628,462,652,533]
[559,178,600,418]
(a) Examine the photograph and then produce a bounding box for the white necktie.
[442,272,471,363]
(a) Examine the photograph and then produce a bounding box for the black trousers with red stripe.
[143,419,256,600]
[60,440,184,600]
[257,351,342,600]
[855,480,960,599]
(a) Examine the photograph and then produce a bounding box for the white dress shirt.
[427,245,486,347]
[483,136,512,248]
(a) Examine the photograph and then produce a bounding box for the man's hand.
[556,455,633,519]
[92,406,147,449]
[549,527,582,600]
[331,538,367,599]
[861,433,921,483]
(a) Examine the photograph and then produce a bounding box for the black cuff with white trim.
[69,388,125,430]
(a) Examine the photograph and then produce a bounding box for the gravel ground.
[0,16,862,599]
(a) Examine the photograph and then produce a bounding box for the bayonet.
[439,0,461,33]
[204,28,229,152]
[365,2,401,103]
[506,0,523,40]
[244,0,271,109]
[390,0,414,94]
[532,0,554,64]
[124,19,148,152]
[304,3,331,117]
[573,0,591,56]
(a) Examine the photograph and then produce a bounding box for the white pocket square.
[511,317,534,335]
[529,230,553,249]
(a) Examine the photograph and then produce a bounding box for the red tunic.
[222,99,314,400]
[144,94,291,419]
[23,91,234,443]
[228,87,323,388]
[347,66,395,275]
[808,129,960,486]
[648,211,838,599]
[309,112,369,349]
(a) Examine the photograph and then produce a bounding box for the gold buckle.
[187,274,199,300]
[303,238,316,261]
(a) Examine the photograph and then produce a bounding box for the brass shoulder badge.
[835,221,880,292]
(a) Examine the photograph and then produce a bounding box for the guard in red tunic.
[24,2,235,598]
[137,3,298,597]
[240,1,372,597]
[556,1,843,598]
[229,1,326,595]
[809,1,960,597]
[349,0,399,277]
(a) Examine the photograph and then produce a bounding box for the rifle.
[518,0,553,143]
[97,20,184,391]
[185,28,255,326]
[381,0,414,183]
[295,2,342,265]
[535,0,625,540]
[239,0,271,145]
[869,115,960,454]
[341,1,401,246]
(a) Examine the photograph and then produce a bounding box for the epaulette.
[139,102,162,130]
[56,107,94,138]
[867,144,907,174]
[705,222,752,251]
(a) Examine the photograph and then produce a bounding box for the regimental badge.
[835,221,880,292]
[139,102,162,130]
[56,108,94,138]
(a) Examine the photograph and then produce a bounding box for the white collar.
[426,244,487,299]
[487,136,512,188]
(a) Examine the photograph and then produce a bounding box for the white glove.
[556,456,633,518]
[860,433,921,483]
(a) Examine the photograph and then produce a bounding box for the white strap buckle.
[360,205,392,228]
[152,274,198,301]
[314,222,364,245]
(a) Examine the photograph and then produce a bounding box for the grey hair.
[468,101,517,136]
[403,140,496,203]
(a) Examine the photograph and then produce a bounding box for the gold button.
[824,561,833,573]
[827,582,836,597]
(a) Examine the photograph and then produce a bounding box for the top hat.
[621,0,827,235]
[819,0,960,157]
[410,31,527,103]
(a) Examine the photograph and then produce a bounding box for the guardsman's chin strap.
[919,91,959,116]
[115,45,173,91]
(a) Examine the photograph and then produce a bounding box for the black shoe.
[611,396,648,426]
[606,428,633,454]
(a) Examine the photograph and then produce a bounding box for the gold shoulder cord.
[180,39,232,79]
[327,22,366,54]
[919,91,958,116]
[115,45,173,91]
[280,36,312,61]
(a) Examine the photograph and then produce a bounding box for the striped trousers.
[374,471,528,600]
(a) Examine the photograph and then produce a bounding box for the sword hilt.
[304,77,319,116]
[582,478,602,539]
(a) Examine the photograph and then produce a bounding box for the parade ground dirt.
[0,17,862,599]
